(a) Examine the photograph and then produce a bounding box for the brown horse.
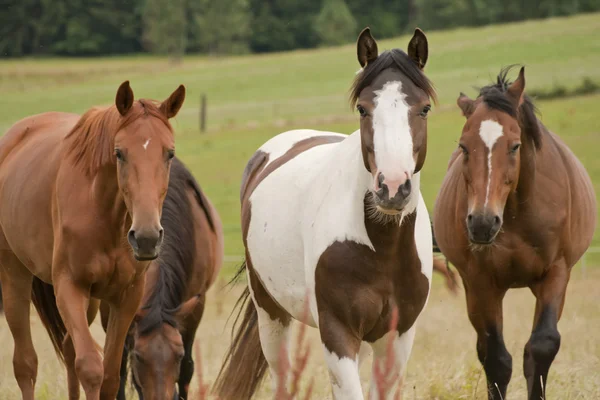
[433,66,596,399]
[100,157,223,400]
[0,81,185,400]
[215,28,436,400]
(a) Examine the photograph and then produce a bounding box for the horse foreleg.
[319,313,364,400]
[177,294,206,400]
[0,258,37,400]
[54,277,104,400]
[100,278,145,400]
[367,324,416,400]
[523,264,568,400]
[465,281,512,400]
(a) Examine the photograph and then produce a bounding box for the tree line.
[1,0,599,57]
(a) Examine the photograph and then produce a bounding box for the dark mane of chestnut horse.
[63,100,172,176]
[349,49,437,107]
[136,157,215,336]
[478,65,543,149]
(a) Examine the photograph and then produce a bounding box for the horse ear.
[115,81,134,116]
[357,27,378,68]
[176,294,202,319]
[457,92,475,118]
[506,66,525,108]
[407,28,428,69]
[160,84,186,119]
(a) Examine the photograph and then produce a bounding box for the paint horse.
[215,27,437,400]
[433,66,596,400]
[0,81,185,400]
[100,157,224,400]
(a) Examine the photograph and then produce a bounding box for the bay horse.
[215,27,437,400]
[0,81,185,400]
[99,157,224,400]
[433,66,596,399]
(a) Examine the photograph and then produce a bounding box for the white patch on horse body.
[368,325,417,400]
[322,347,363,400]
[479,120,504,207]
[414,192,433,284]
[258,129,345,168]
[142,138,151,150]
[247,130,373,326]
[372,81,415,203]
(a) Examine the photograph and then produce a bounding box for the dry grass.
[1,269,599,399]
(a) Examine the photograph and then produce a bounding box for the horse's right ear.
[357,27,378,68]
[115,81,134,116]
[457,92,475,118]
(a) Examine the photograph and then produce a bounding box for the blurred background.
[0,2,599,398]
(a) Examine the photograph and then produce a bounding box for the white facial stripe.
[479,120,504,207]
[372,81,414,182]
[143,138,151,150]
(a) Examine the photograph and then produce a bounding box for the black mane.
[137,157,214,335]
[350,49,437,107]
[479,65,543,149]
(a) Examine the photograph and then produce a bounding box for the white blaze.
[478,120,504,207]
[372,81,414,185]
[143,138,151,150]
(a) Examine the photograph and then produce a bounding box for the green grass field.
[0,13,600,399]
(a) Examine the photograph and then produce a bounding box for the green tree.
[188,0,251,54]
[142,0,187,61]
[314,0,357,46]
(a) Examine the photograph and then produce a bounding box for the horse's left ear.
[408,28,428,69]
[357,27,378,68]
[507,66,526,108]
[175,294,202,319]
[457,92,475,118]
[116,81,134,116]
[160,84,186,119]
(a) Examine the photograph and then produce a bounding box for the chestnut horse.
[0,81,185,400]
[100,157,223,400]
[433,66,596,399]
[215,28,436,400]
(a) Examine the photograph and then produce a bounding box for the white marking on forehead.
[142,138,151,150]
[372,80,415,186]
[479,120,504,207]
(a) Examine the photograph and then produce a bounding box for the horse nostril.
[493,216,501,226]
[128,230,137,247]
[400,179,411,197]
[467,214,473,223]
[377,172,385,189]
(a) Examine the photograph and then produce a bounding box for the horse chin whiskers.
[365,195,403,226]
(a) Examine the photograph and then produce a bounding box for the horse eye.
[115,149,124,161]
[419,105,431,118]
[167,149,175,160]
[356,105,367,117]
[459,144,468,155]
[510,143,521,154]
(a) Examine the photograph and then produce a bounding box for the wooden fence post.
[200,94,207,133]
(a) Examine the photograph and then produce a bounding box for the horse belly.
[0,134,61,281]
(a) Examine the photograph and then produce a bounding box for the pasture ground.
[0,268,599,399]
[0,11,599,399]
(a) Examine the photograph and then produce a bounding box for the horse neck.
[91,164,130,234]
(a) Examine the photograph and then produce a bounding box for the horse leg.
[465,282,512,400]
[0,253,37,400]
[100,279,145,400]
[177,294,206,400]
[64,298,101,400]
[367,325,416,400]
[523,264,569,400]
[54,277,104,400]
[319,312,364,400]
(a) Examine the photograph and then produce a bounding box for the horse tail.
[31,277,66,363]
[213,262,268,400]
